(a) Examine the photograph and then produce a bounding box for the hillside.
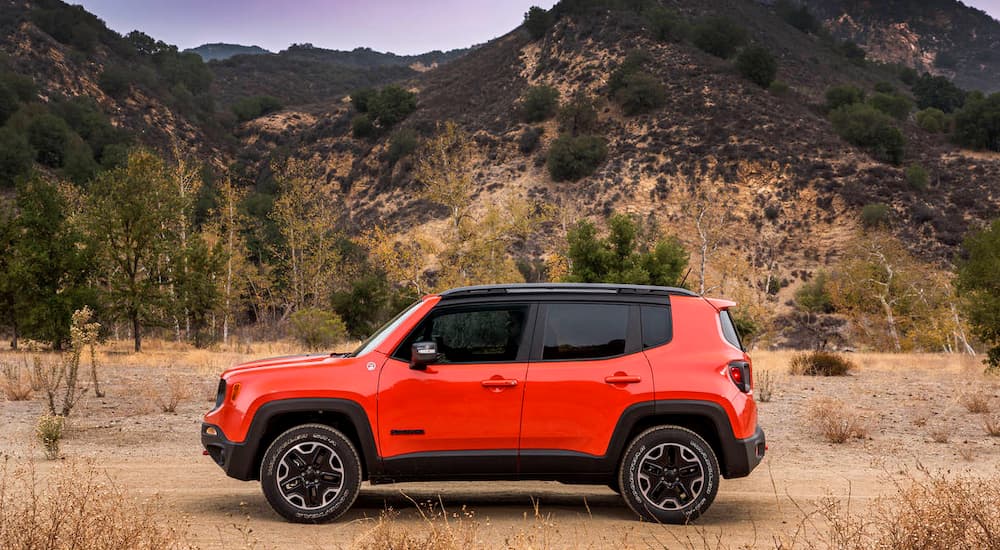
[208,44,470,107]
[184,42,270,61]
[802,0,1000,93]
[233,0,1000,321]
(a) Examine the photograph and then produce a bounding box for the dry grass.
[959,392,991,414]
[0,357,32,401]
[807,397,869,443]
[147,375,193,413]
[819,469,1000,550]
[929,427,950,443]
[754,369,777,403]
[0,459,187,549]
[985,415,1000,437]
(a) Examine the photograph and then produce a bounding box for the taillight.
[728,361,751,393]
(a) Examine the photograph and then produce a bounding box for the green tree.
[646,6,686,42]
[0,81,19,125]
[565,214,688,286]
[387,128,419,165]
[956,219,1000,371]
[861,203,891,228]
[736,46,778,88]
[0,127,34,188]
[912,73,966,113]
[825,84,864,111]
[523,6,553,40]
[558,92,598,136]
[868,92,913,120]
[351,114,375,138]
[547,134,607,181]
[9,176,96,347]
[415,121,475,228]
[829,103,905,165]
[915,107,949,133]
[839,40,866,63]
[290,308,347,351]
[368,85,417,127]
[86,149,184,352]
[614,72,665,115]
[692,16,747,58]
[905,164,929,191]
[0,204,15,346]
[350,88,376,112]
[27,113,71,168]
[521,85,560,122]
[173,235,223,347]
[952,92,1000,152]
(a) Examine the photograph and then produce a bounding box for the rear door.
[519,302,655,467]
[377,303,533,475]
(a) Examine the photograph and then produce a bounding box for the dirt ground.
[2,344,999,549]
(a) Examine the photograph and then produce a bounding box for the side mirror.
[410,341,438,369]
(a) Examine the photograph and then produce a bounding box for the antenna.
[678,267,692,290]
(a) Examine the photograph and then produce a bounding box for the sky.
[74,0,560,55]
[73,0,1000,55]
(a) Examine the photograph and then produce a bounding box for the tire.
[618,426,720,524]
[260,423,362,523]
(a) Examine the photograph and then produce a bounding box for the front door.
[377,303,533,476]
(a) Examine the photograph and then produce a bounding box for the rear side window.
[394,306,528,363]
[542,303,628,360]
[640,305,672,349]
[719,310,743,351]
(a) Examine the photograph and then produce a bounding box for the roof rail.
[438,283,698,298]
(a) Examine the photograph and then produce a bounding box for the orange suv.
[202,283,765,524]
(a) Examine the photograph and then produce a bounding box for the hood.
[223,353,346,376]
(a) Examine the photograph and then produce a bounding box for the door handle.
[481,379,518,388]
[605,374,641,384]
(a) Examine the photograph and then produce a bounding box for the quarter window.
[719,310,743,351]
[542,303,629,360]
[394,306,528,363]
[641,305,672,349]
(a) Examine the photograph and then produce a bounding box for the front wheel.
[618,426,720,524]
[260,424,362,523]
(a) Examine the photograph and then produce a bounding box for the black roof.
[438,283,698,299]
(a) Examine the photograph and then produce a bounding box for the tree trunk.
[10,322,16,350]
[879,296,902,352]
[90,345,103,398]
[132,313,142,353]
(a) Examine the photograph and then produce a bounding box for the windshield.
[350,300,425,357]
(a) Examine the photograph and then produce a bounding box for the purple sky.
[74,0,559,54]
[74,0,1000,55]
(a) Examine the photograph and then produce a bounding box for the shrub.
[861,203,890,228]
[912,73,966,113]
[0,70,37,102]
[874,81,896,94]
[98,65,132,98]
[0,358,32,400]
[795,271,834,314]
[27,113,71,168]
[351,87,376,112]
[231,95,283,122]
[523,6,553,39]
[898,65,918,85]
[789,351,856,376]
[768,80,790,95]
[386,128,419,165]
[776,0,821,34]
[960,392,991,414]
[829,103,905,164]
[290,308,348,350]
[953,91,1000,152]
[736,46,778,88]
[368,85,417,127]
[518,126,543,154]
[646,6,686,42]
[868,92,913,120]
[692,16,747,58]
[151,375,192,413]
[351,113,375,138]
[546,134,607,181]
[558,93,598,135]
[915,107,949,133]
[614,72,665,115]
[825,84,865,111]
[521,84,560,122]
[608,50,653,96]
[0,81,18,126]
[905,164,929,191]
[839,40,866,63]
[0,127,34,189]
[807,397,868,443]
[36,414,64,460]
[755,369,777,403]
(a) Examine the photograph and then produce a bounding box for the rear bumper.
[201,423,258,481]
[721,426,766,478]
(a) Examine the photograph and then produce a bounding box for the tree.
[692,16,747,59]
[829,103,905,165]
[839,40,866,63]
[558,92,598,136]
[0,127,34,188]
[351,114,375,138]
[414,121,475,228]
[270,159,342,316]
[172,235,223,347]
[367,85,417,128]
[776,0,820,34]
[956,219,1000,371]
[793,271,836,349]
[204,178,250,345]
[86,149,184,352]
[825,85,864,111]
[565,213,688,286]
[0,204,15,347]
[614,72,666,115]
[521,85,560,122]
[912,73,966,113]
[646,6,686,42]
[915,107,949,133]
[952,92,1000,152]
[9,176,96,348]
[0,80,19,125]
[27,113,71,168]
[736,46,778,88]
[386,128,419,165]
[868,92,913,120]
[547,134,607,181]
[523,6,553,40]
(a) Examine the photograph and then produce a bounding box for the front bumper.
[721,426,766,478]
[201,423,258,481]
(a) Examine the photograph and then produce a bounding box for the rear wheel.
[618,426,720,524]
[260,424,362,523]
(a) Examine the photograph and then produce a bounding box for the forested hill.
[184,43,271,61]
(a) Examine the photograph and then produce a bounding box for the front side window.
[394,306,528,363]
[542,303,629,360]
